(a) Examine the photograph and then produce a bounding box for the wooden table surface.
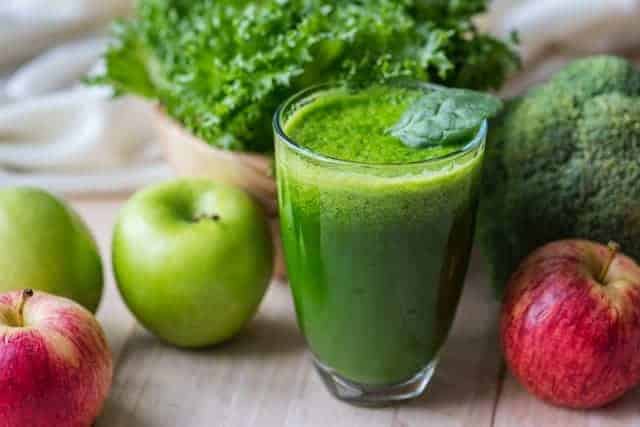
[69,196,640,427]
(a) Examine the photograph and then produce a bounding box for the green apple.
[112,179,273,348]
[0,187,103,312]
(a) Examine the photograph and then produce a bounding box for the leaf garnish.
[389,88,502,148]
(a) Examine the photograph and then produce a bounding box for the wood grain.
[70,197,640,427]
[494,372,640,426]
[73,199,137,363]
[71,198,503,427]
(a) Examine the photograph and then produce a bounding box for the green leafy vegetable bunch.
[95,0,518,152]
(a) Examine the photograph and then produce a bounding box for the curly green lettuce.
[94,0,519,152]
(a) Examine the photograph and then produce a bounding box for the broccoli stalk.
[479,56,640,294]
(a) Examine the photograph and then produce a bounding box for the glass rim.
[273,81,488,168]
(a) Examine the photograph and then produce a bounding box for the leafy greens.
[94,0,519,153]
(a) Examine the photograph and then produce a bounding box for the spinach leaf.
[389,88,502,148]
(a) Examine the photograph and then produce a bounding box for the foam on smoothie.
[284,85,466,164]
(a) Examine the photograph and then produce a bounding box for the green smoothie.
[275,83,485,387]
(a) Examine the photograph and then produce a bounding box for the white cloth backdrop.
[1,0,639,195]
[0,0,171,195]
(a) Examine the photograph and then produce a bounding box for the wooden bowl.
[154,108,285,279]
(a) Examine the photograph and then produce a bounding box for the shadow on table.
[592,387,640,419]
[96,397,150,427]
[217,310,307,357]
[114,281,306,362]
[401,330,502,412]
[118,310,306,362]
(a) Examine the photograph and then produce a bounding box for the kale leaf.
[94,0,519,153]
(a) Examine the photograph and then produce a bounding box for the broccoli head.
[479,56,640,293]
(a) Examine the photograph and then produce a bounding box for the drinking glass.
[273,83,486,405]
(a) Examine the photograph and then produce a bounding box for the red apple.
[0,289,113,427]
[501,239,640,409]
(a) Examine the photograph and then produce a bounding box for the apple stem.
[194,213,220,222]
[598,241,620,283]
[16,289,34,327]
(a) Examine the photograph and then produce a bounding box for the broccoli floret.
[479,56,640,293]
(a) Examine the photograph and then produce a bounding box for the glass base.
[313,357,438,406]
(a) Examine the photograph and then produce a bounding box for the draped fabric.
[1,0,639,194]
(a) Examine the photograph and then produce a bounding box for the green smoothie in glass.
[274,82,490,405]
